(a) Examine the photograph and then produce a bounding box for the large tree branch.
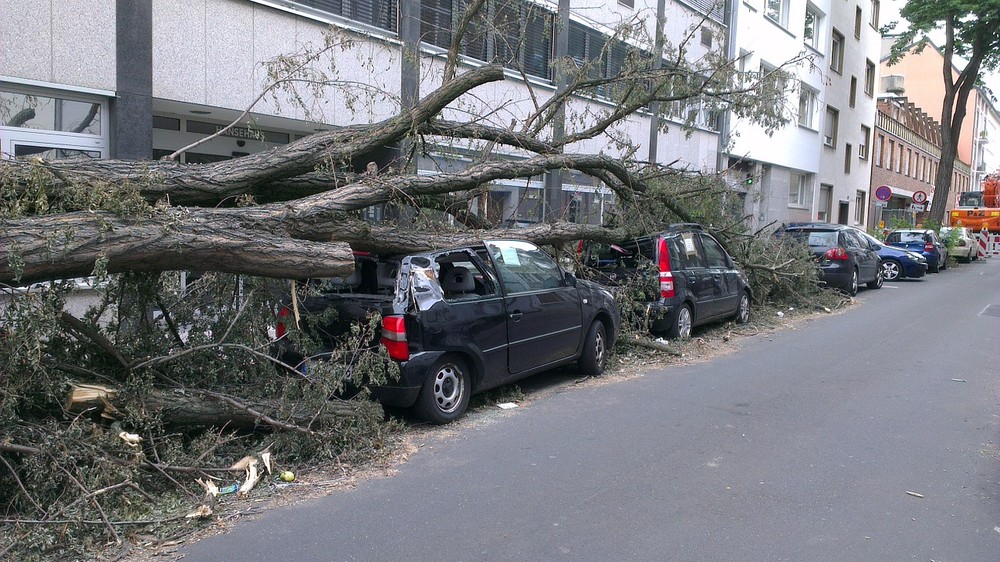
[0,65,507,206]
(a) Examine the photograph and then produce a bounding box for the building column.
[113,0,152,160]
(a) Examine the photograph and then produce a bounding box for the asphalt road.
[179,258,1000,562]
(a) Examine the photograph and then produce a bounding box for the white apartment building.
[1,0,730,227]
[725,0,882,229]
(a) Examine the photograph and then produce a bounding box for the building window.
[854,190,866,225]
[887,139,895,169]
[830,29,845,74]
[897,144,904,173]
[855,6,863,38]
[804,5,822,49]
[293,0,398,32]
[789,172,813,208]
[798,84,818,128]
[870,0,880,27]
[849,77,857,108]
[874,133,883,167]
[904,147,911,176]
[426,0,553,80]
[0,85,109,159]
[860,125,870,160]
[765,0,789,27]
[824,106,839,147]
[619,0,634,7]
[420,0,452,48]
[865,60,876,96]
[845,143,853,173]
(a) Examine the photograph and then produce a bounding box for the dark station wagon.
[580,224,752,339]
[275,240,620,424]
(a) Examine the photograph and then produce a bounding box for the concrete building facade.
[1,0,731,228]
[725,0,882,230]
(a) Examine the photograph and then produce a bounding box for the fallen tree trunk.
[67,384,365,431]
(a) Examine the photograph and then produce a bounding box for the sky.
[882,0,1000,97]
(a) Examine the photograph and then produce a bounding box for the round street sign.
[875,185,892,201]
[913,190,928,204]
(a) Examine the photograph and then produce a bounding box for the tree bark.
[67,385,363,430]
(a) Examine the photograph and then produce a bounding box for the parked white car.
[940,226,978,262]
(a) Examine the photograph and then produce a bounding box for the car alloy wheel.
[578,320,606,377]
[735,292,750,324]
[669,304,693,339]
[846,269,858,296]
[881,260,901,281]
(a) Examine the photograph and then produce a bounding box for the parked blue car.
[884,228,949,273]
[856,230,928,281]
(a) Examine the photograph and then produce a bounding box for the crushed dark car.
[274,241,620,424]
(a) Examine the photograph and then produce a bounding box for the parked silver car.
[939,226,978,262]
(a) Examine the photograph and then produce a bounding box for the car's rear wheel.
[667,303,693,339]
[866,266,884,289]
[413,355,471,424]
[881,259,902,281]
[940,256,948,270]
[734,291,751,324]
[578,320,607,377]
[843,269,859,296]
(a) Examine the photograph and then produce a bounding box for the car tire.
[866,266,884,289]
[881,259,902,281]
[940,257,948,270]
[929,260,940,273]
[412,355,471,424]
[843,269,859,296]
[734,291,751,324]
[578,320,607,377]
[667,303,693,339]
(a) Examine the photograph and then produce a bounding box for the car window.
[842,231,862,249]
[789,230,838,247]
[669,233,706,269]
[486,241,563,294]
[700,234,729,268]
[894,231,925,243]
[436,254,496,301]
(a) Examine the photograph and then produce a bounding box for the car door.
[485,240,583,376]
[668,233,713,322]
[843,229,878,282]
[698,232,740,319]
[413,251,509,388]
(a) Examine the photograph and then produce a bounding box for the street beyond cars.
[274,240,620,424]
[939,226,978,263]
[856,230,928,281]
[580,224,751,339]
[885,228,949,272]
[774,223,883,296]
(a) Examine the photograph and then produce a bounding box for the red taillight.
[824,247,849,261]
[576,240,585,254]
[380,315,409,361]
[658,238,675,298]
[924,242,935,253]
[275,305,290,339]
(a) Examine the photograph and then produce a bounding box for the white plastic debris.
[654,337,669,345]
[776,311,784,318]
[498,402,518,410]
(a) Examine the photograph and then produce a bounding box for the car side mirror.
[563,271,577,287]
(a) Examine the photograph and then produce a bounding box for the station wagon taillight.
[658,238,675,298]
[924,242,935,253]
[380,315,410,361]
[824,247,849,261]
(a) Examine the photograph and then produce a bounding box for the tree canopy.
[887,0,1000,222]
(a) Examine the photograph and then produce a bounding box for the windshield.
[958,192,983,207]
